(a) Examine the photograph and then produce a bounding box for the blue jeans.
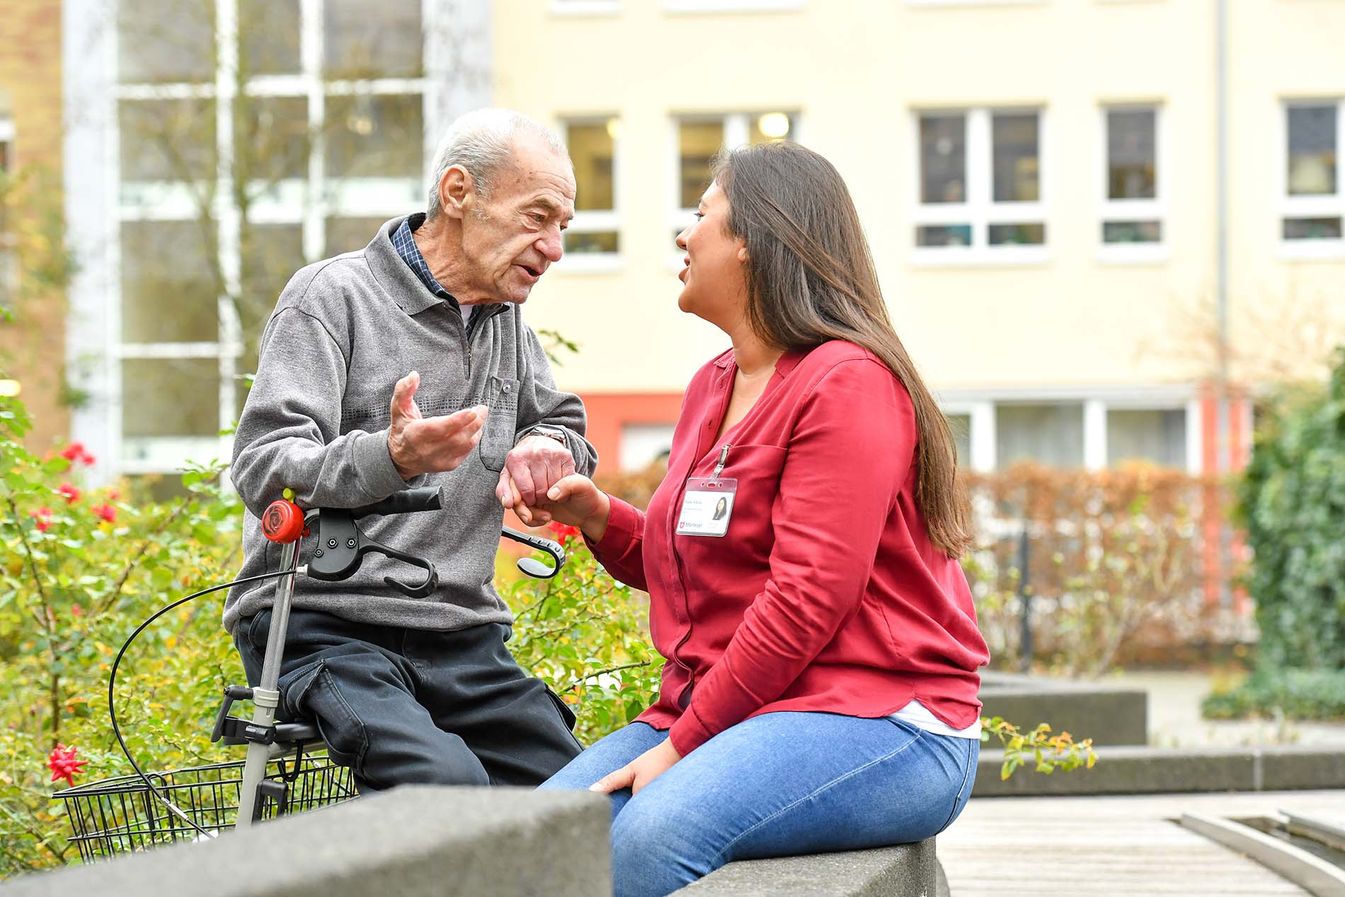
[540,712,978,897]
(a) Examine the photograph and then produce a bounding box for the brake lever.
[307,509,440,599]
[501,527,566,579]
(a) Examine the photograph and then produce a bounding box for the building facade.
[499,0,1344,475]
[0,0,67,450]
[59,0,1345,485]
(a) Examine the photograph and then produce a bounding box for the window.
[1283,101,1343,248]
[119,99,218,184]
[118,0,216,84]
[619,424,675,473]
[673,111,797,242]
[108,3,432,475]
[914,108,1045,260]
[1107,409,1186,468]
[1102,106,1163,252]
[120,221,218,344]
[996,403,1083,468]
[663,0,804,11]
[325,93,423,180]
[562,118,620,257]
[324,0,423,79]
[240,0,301,76]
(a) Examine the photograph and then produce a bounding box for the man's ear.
[439,165,474,220]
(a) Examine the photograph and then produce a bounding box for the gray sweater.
[223,217,597,635]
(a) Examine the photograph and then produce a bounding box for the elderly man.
[224,109,596,790]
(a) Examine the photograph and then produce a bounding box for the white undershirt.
[460,304,473,326]
[889,700,982,739]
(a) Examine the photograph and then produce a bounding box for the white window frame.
[101,0,438,477]
[663,0,804,14]
[1098,103,1168,264]
[911,106,1049,267]
[1279,98,1345,260]
[938,387,1197,473]
[669,111,802,268]
[549,0,621,15]
[906,0,1046,7]
[556,115,622,273]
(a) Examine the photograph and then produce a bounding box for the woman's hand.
[505,473,612,541]
[589,739,682,796]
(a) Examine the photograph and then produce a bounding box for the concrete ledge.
[1,787,610,897]
[973,745,1345,797]
[672,840,946,897]
[979,672,1148,747]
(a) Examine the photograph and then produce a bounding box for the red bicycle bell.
[261,498,306,544]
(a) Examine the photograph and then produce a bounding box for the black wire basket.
[54,755,356,861]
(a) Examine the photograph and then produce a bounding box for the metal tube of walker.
[236,539,300,827]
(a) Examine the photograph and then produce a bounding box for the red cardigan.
[590,341,989,756]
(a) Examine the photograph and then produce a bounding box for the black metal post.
[1017,525,1033,673]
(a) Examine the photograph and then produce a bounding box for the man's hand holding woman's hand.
[387,371,488,479]
[498,471,612,543]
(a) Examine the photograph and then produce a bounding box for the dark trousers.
[234,609,583,791]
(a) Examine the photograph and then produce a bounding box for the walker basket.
[54,755,355,861]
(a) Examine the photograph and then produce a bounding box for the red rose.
[57,483,80,504]
[46,744,88,788]
[91,503,117,523]
[29,506,53,532]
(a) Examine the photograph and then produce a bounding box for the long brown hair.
[715,142,972,557]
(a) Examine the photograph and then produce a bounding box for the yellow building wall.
[495,0,1344,398]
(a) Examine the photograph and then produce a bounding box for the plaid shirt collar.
[392,214,453,301]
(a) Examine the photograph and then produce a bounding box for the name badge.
[676,477,737,537]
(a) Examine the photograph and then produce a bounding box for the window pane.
[916,224,972,247]
[567,122,615,211]
[1108,409,1186,468]
[946,413,971,467]
[119,0,216,83]
[240,223,304,359]
[240,0,301,76]
[920,115,965,204]
[237,96,309,182]
[325,94,423,179]
[324,0,423,79]
[564,231,619,254]
[121,221,218,343]
[992,113,1039,202]
[1103,220,1162,244]
[324,217,390,257]
[1107,109,1156,200]
[996,403,1084,468]
[988,223,1045,245]
[122,358,220,438]
[679,120,723,209]
[120,99,217,182]
[1287,105,1337,196]
[1283,217,1343,240]
[749,112,794,145]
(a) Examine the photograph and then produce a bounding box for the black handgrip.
[351,486,444,519]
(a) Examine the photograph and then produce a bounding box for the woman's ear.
[736,242,749,263]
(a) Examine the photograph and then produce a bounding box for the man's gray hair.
[425,108,568,220]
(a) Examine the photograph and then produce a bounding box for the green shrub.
[1203,668,1345,721]
[0,396,245,875]
[1239,347,1345,672]
[506,527,663,746]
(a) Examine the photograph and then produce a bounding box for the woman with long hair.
[510,141,988,897]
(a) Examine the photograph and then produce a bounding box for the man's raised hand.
[387,371,488,479]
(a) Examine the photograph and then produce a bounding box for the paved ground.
[1105,669,1345,749]
[940,789,1345,896]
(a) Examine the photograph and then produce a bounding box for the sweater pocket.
[479,375,520,471]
